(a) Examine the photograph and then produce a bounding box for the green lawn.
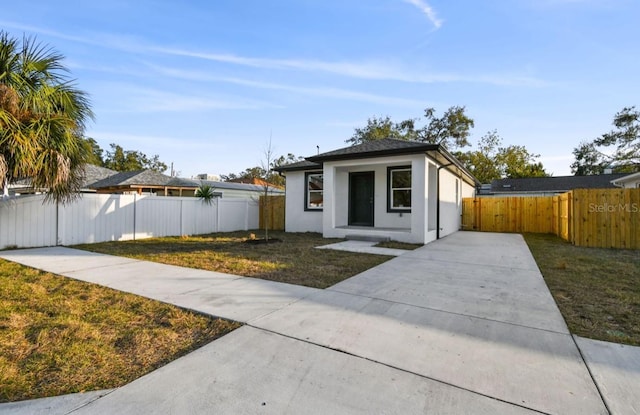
[0,259,240,403]
[524,233,640,346]
[77,231,392,289]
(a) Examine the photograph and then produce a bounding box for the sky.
[2,0,639,178]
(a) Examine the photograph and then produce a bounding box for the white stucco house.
[275,139,479,244]
[611,171,640,189]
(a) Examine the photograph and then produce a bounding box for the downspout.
[277,171,286,232]
[433,146,480,239]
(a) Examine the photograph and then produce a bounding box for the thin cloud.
[97,84,283,113]
[403,0,443,29]
[152,48,547,87]
[151,47,404,80]
[146,64,427,107]
[5,20,546,88]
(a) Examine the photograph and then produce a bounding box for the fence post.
[55,201,60,246]
[215,198,220,233]
[245,200,249,230]
[133,193,137,241]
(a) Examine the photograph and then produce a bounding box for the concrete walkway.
[316,240,409,256]
[0,232,636,414]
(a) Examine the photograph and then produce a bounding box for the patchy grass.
[523,233,640,346]
[0,259,240,403]
[77,231,391,289]
[375,241,423,250]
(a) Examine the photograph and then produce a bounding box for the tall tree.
[103,143,167,173]
[456,130,548,183]
[0,31,93,202]
[571,106,640,175]
[347,106,474,150]
[349,116,419,143]
[81,137,104,166]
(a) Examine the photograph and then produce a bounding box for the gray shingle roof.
[307,139,439,162]
[11,164,118,190]
[490,173,629,193]
[273,160,322,172]
[81,164,118,188]
[90,169,284,194]
[274,138,478,186]
[89,170,173,189]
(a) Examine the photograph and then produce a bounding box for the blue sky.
[3,0,639,178]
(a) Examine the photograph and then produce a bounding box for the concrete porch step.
[345,234,391,242]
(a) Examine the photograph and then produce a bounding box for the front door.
[349,171,374,226]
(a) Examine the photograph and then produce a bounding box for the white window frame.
[305,172,323,211]
[388,166,412,212]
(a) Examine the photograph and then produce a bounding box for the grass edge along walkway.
[524,233,640,347]
[0,259,240,403]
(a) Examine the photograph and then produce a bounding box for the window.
[305,172,323,210]
[388,166,411,212]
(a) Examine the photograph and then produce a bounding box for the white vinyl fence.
[0,194,260,249]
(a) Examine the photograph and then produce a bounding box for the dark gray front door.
[349,171,374,226]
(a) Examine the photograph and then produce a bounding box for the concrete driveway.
[1,232,634,414]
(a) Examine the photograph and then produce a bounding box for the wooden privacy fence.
[462,188,640,249]
[259,195,285,231]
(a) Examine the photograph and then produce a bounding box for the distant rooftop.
[489,173,630,194]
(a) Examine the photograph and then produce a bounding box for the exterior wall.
[323,154,429,244]
[620,180,640,189]
[612,173,640,189]
[461,180,476,199]
[438,169,464,238]
[282,170,323,233]
[282,154,476,244]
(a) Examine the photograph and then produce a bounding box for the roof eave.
[274,163,323,173]
[307,144,439,163]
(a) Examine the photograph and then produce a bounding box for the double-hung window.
[305,172,323,210]
[388,166,411,212]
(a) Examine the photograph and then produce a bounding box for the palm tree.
[0,31,93,203]
[195,183,216,205]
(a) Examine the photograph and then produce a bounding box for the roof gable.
[275,138,478,186]
[307,139,438,162]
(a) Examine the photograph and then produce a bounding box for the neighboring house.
[8,165,283,199]
[483,173,630,197]
[611,171,640,189]
[227,177,284,189]
[8,164,118,195]
[275,139,478,244]
[80,164,119,191]
[88,170,198,196]
[88,169,284,199]
[196,180,284,199]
